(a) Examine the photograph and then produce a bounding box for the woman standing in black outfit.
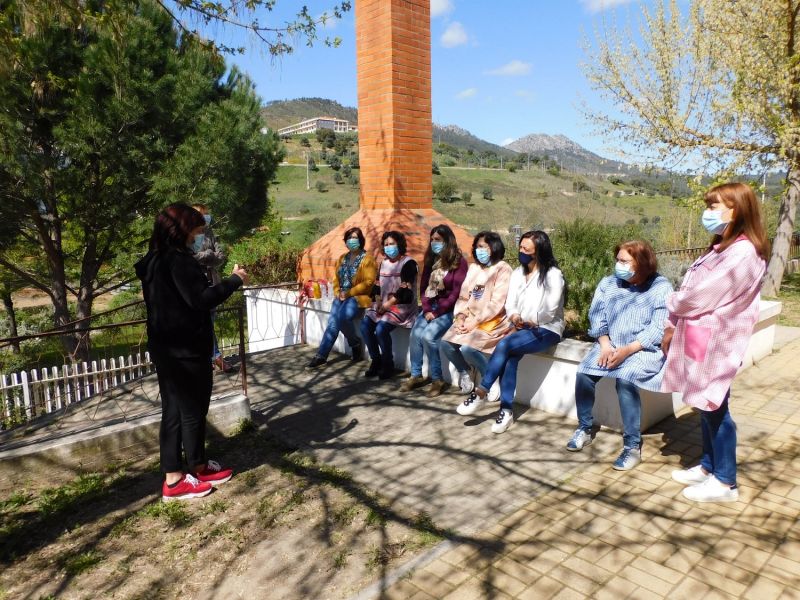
[135,203,249,501]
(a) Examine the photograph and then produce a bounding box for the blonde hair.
[705,183,769,260]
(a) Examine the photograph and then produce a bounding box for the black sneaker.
[351,343,363,362]
[364,361,381,377]
[378,366,395,380]
[306,356,327,369]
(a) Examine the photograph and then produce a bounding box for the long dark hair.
[424,224,462,270]
[520,230,559,287]
[472,231,505,264]
[149,203,205,253]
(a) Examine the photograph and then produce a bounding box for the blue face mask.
[615,262,635,281]
[475,248,491,265]
[384,244,399,259]
[346,238,361,251]
[518,251,533,266]
[203,214,212,226]
[701,209,729,235]
[191,233,205,253]
[430,241,445,255]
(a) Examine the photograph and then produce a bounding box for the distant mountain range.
[504,133,629,175]
[260,97,629,174]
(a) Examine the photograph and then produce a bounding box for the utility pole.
[304,151,310,190]
[527,153,530,171]
[762,171,767,203]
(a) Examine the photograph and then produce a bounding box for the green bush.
[315,180,328,193]
[482,187,493,200]
[226,224,300,284]
[552,219,643,336]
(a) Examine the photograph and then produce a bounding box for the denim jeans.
[441,342,489,379]
[479,327,561,410]
[317,297,362,359]
[575,373,642,449]
[700,393,736,486]
[409,312,455,380]
[360,317,397,369]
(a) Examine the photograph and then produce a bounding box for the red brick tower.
[297,0,472,282]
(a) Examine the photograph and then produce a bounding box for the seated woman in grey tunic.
[565,240,673,471]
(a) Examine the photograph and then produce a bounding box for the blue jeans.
[700,393,736,486]
[576,373,642,449]
[360,317,397,369]
[441,342,489,379]
[317,297,361,359]
[409,312,454,380]
[479,328,561,411]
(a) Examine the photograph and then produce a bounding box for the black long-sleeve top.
[135,247,242,359]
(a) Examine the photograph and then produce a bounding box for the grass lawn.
[0,422,450,600]
[770,271,800,327]
[270,164,694,248]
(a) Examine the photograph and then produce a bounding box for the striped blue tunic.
[578,274,673,391]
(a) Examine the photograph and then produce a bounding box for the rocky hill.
[505,133,629,175]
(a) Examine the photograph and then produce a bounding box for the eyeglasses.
[616,257,634,265]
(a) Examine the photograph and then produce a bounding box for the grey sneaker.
[566,428,593,452]
[612,446,641,471]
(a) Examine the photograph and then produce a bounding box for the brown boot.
[400,375,427,392]
[426,380,448,398]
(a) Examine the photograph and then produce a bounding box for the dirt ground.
[0,423,446,600]
[6,287,119,311]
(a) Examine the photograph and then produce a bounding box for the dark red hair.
[149,203,205,253]
[615,240,658,282]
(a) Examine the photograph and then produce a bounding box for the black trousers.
[153,354,213,473]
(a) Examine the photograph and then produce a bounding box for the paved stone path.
[247,335,800,599]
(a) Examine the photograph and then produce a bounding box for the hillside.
[261,97,515,157]
[505,133,629,176]
[261,98,358,130]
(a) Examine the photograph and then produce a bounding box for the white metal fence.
[0,337,240,427]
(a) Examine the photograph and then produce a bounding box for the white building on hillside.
[278,117,357,137]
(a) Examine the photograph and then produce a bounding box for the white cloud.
[431,0,454,18]
[515,89,535,102]
[581,0,637,13]
[456,87,478,99]
[485,60,532,77]
[501,137,515,146]
[441,22,468,48]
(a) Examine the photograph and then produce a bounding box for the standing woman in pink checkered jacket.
[662,182,769,503]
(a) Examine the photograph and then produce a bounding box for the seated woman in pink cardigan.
[442,231,512,395]
[663,182,768,503]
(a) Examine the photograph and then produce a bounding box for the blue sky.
[197,0,648,157]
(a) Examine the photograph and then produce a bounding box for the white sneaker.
[671,465,711,486]
[565,428,593,452]
[491,409,514,434]
[456,391,486,416]
[458,371,475,394]
[683,475,739,503]
[487,381,501,403]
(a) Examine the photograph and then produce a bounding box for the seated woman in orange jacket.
[307,227,378,368]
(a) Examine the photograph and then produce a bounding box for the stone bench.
[246,288,782,433]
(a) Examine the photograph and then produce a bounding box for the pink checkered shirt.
[661,236,766,410]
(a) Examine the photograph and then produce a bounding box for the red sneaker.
[194,459,233,485]
[162,474,213,502]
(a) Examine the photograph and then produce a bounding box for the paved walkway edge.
[348,540,456,600]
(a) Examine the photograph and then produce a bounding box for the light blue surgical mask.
[615,262,635,282]
[384,244,399,259]
[701,209,728,235]
[475,248,491,265]
[191,233,205,253]
[346,238,361,251]
[431,241,445,255]
[203,214,212,226]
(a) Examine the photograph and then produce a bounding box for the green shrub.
[552,219,643,336]
[482,187,493,200]
[315,180,328,193]
[226,227,301,284]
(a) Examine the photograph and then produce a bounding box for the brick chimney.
[297,0,472,282]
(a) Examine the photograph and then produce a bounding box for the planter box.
[246,288,781,433]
